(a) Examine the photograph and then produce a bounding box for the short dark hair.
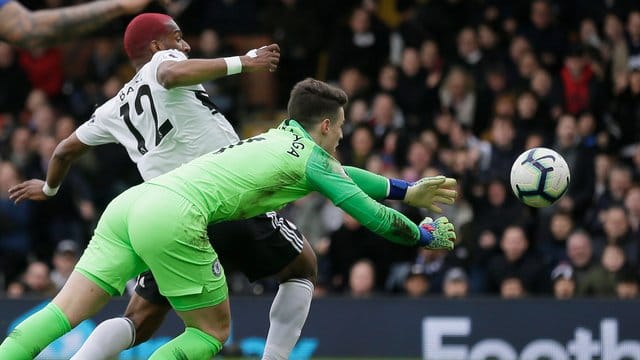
[287,78,348,129]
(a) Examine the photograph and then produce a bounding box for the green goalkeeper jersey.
[148,119,421,246]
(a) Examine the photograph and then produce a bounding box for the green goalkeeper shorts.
[75,183,227,311]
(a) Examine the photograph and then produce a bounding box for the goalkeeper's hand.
[418,216,456,251]
[405,176,457,213]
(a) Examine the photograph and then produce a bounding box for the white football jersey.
[76,49,240,180]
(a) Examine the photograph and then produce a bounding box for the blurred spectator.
[477,22,504,64]
[368,92,403,142]
[590,163,631,220]
[566,230,599,285]
[403,140,433,182]
[626,11,640,69]
[578,244,627,297]
[454,27,487,83]
[328,6,390,81]
[6,281,26,299]
[19,261,56,298]
[442,267,469,298]
[26,136,95,258]
[403,264,430,297]
[608,69,640,151]
[537,210,574,267]
[615,267,639,299]
[419,39,445,113]
[18,47,64,98]
[500,276,526,299]
[551,114,596,218]
[338,67,370,100]
[593,153,614,201]
[602,14,629,77]
[261,0,322,107]
[386,247,460,295]
[7,127,33,177]
[200,0,261,36]
[513,89,553,148]
[0,161,31,285]
[49,239,80,291]
[559,46,602,116]
[529,68,562,120]
[477,64,509,132]
[518,0,567,69]
[87,38,123,83]
[348,259,376,298]
[486,225,546,294]
[439,66,477,131]
[551,262,576,299]
[593,206,639,266]
[0,42,30,117]
[467,178,530,293]
[624,185,640,236]
[395,47,429,132]
[476,116,519,184]
[342,123,375,168]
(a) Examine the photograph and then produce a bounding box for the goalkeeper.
[0,78,457,359]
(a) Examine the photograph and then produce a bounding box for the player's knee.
[198,321,231,344]
[297,245,318,284]
[124,303,170,344]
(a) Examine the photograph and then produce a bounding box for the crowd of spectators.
[1,0,640,300]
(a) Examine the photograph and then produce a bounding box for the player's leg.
[124,279,172,346]
[148,293,230,359]
[263,237,317,360]
[0,271,112,359]
[70,272,171,359]
[129,186,229,358]
[0,187,146,359]
[210,212,316,360]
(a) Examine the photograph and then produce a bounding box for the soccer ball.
[510,147,570,208]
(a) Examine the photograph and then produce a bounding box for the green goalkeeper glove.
[405,176,457,213]
[417,216,456,250]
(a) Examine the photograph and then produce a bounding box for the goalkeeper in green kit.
[0,78,457,359]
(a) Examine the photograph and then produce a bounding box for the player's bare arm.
[8,133,89,203]
[0,0,153,49]
[158,43,280,89]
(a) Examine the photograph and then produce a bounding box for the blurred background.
[1,0,640,357]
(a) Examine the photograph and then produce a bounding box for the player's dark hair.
[287,78,348,129]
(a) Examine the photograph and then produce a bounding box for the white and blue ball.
[510,147,571,208]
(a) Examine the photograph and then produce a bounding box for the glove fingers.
[442,222,455,232]
[423,176,446,186]
[442,178,457,188]
[432,195,455,205]
[435,188,458,198]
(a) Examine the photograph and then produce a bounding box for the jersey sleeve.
[306,148,420,246]
[148,49,188,87]
[343,166,389,200]
[75,104,118,146]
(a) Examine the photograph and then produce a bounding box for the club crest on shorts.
[212,259,222,276]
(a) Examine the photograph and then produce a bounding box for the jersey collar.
[278,119,313,141]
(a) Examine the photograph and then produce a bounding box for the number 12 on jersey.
[119,84,174,155]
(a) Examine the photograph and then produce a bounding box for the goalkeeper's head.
[287,78,348,155]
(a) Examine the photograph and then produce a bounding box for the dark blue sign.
[2,297,639,359]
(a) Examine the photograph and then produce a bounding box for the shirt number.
[119,84,174,155]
